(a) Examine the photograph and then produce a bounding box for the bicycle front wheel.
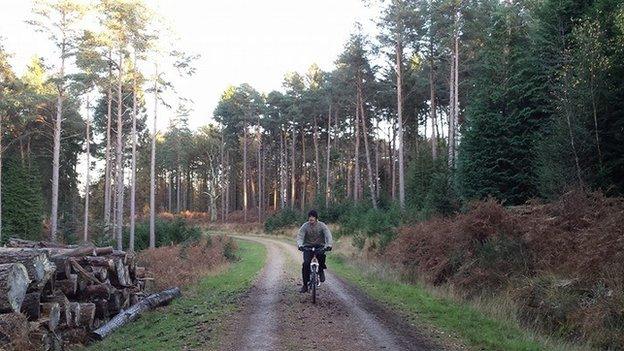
[311,273,317,304]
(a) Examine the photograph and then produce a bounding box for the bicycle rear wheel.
[311,273,317,304]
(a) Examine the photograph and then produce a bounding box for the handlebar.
[299,246,331,252]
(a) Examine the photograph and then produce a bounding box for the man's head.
[307,210,318,224]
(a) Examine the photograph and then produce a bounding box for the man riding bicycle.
[297,210,333,293]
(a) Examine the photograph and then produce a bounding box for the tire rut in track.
[274,239,436,351]
[217,237,285,351]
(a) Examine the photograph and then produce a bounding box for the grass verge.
[84,239,266,351]
[328,254,576,351]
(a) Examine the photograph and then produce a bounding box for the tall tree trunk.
[358,85,377,209]
[300,130,306,211]
[563,73,583,184]
[346,162,352,201]
[185,169,191,211]
[111,160,117,234]
[166,172,170,212]
[257,115,262,220]
[243,118,248,222]
[290,124,296,209]
[258,145,265,221]
[104,50,113,237]
[149,64,157,249]
[176,167,181,213]
[589,67,602,166]
[273,180,277,211]
[220,127,225,220]
[325,104,332,208]
[313,116,320,200]
[396,40,406,209]
[181,171,186,211]
[83,99,91,243]
[51,40,66,241]
[262,149,267,214]
[448,35,456,168]
[225,151,230,220]
[167,172,172,212]
[334,108,339,203]
[115,52,124,250]
[374,119,380,200]
[429,39,438,160]
[453,29,459,166]
[129,56,137,252]
[390,120,396,201]
[353,103,361,203]
[279,130,287,209]
[346,123,352,201]
[250,170,256,210]
[210,174,217,221]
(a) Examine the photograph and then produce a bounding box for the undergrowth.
[384,190,624,349]
[138,235,238,290]
[86,239,266,351]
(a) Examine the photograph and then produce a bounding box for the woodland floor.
[84,233,560,351]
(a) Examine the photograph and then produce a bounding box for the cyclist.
[297,210,333,293]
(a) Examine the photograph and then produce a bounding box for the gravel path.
[216,236,444,351]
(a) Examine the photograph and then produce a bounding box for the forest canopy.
[0,0,622,248]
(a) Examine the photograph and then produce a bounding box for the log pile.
[0,238,170,350]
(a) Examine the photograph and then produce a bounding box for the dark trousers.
[302,250,327,285]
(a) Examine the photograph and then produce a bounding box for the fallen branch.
[90,287,181,340]
[69,258,102,285]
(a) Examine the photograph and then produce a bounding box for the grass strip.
[328,254,548,351]
[85,239,266,351]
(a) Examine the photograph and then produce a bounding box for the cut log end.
[40,302,61,332]
[0,263,29,313]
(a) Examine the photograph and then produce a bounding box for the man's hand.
[324,246,332,251]
[298,246,304,251]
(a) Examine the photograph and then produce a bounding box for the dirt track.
[216,236,448,351]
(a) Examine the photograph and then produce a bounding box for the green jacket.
[296,221,333,248]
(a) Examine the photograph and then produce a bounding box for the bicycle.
[301,245,329,304]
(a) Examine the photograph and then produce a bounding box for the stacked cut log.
[0,239,158,351]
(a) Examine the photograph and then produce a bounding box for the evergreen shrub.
[1,158,44,242]
[264,208,303,232]
[124,217,201,251]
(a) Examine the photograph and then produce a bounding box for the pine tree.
[2,158,44,240]
[459,0,544,204]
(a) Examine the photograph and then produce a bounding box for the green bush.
[1,158,44,242]
[264,203,400,249]
[222,237,239,261]
[406,150,460,217]
[124,218,201,251]
[264,209,303,232]
[338,205,399,235]
[314,202,351,223]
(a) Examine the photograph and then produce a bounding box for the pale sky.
[0,0,378,131]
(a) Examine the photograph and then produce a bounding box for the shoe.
[299,285,308,293]
[319,270,325,283]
